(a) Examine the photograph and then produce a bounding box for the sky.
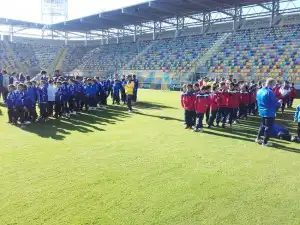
[0,0,148,23]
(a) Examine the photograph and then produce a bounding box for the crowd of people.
[181,76,300,146]
[0,70,139,128]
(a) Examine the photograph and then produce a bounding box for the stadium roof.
[50,0,272,32]
[0,18,44,29]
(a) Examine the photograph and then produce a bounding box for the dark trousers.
[54,102,63,117]
[39,102,48,118]
[127,94,133,111]
[113,93,120,104]
[195,113,204,129]
[281,98,288,113]
[257,117,275,144]
[68,98,75,112]
[15,106,25,123]
[48,101,54,116]
[100,93,107,106]
[27,106,38,122]
[248,102,256,115]
[228,107,238,125]
[0,87,8,102]
[289,97,295,108]
[8,108,15,123]
[75,94,83,111]
[63,101,69,114]
[205,106,210,124]
[89,96,97,107]
[133,89,138,102]
[184,110,195,127]
[217,107,229,126]
[121,90,126,104]
[297,122,300,138]
[208,109,218,127]
[239,103,248,119]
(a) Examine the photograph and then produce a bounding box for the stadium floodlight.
[41,0,68,24]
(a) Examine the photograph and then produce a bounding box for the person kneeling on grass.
[258,123,291,141]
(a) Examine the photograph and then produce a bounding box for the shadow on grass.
[24,107,131,140]
[201,110,300,153]
[134,101,176,110]
[134,111,183,122]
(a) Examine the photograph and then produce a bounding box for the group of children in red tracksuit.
[181,80,258,132]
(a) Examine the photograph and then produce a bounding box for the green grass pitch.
[1,89,300,225]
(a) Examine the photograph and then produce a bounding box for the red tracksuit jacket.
[228,91,240,108]
[195,93,209,113]
[240,91,249,105]
[217,90,229,108]
[210,93,219,111]
[249,90,256,104]
[290,87,296,98]
[181,92,196,110]
[272,87,281,99]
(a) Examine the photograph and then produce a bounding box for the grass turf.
[1,89,300,225]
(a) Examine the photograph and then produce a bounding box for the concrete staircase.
[48,47,67,75]
[125,41,157,70]
[195,32,232,72]
[3,41,28,73]
[182,32,232,81]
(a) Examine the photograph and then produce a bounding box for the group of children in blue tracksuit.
[3,73,136,128]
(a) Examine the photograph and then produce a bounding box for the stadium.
[1,0,300,224]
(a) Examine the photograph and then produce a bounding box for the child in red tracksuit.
[216,82,229,128]
[208,85,219,128]
[227,83,240,126]
[181,84,196,129]
[248,86,257,115]
[239,84,249,119]
[273,84,281,100]
[289,83,296,108]
[194,86,209,132]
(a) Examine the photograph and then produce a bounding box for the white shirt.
[47,85,57,102]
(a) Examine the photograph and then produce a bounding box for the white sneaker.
[24,121,31,125]
[128,110,132,113]
[255,138,263,144]
[262,142,273,147]
[72,111,77,115]
[199,128,204,133]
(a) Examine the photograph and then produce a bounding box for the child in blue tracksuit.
[25,81,38,122]
[62,81,70,116]
[54,81,63,118]
[121,76,127,104]
[68,79,76,115]
[38,80,49,120]
[6,84,16,123]
[14,84,26,125]
[295,105,300,138]
[85,79,98,110]
[75,76,85,111]
[100,79,108,107]
[112,79,122,105]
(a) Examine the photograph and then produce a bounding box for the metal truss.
[1,0,300,41]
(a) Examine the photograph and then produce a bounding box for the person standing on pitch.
[132,74,139,102]
[256,78,282,147]
[124,75,135,112]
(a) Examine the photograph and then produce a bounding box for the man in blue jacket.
[256,78,282,147]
